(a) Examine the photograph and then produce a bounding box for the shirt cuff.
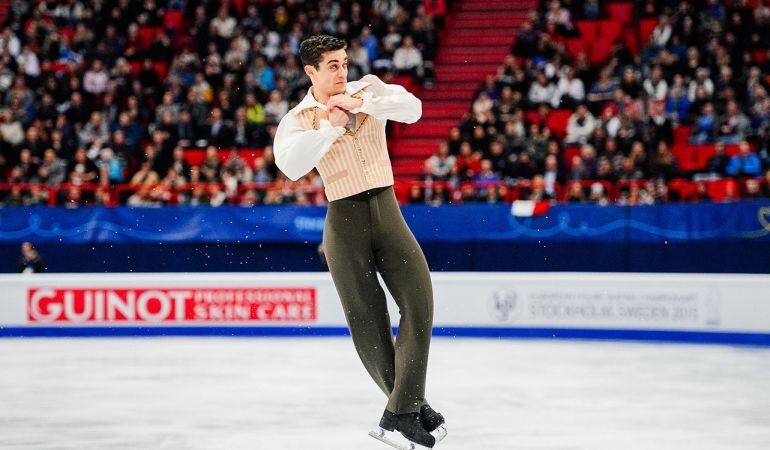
[348,91,374,114]
[318,118,346,140]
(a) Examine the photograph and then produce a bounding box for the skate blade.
[432,424,448,443]
[368,426,431,450]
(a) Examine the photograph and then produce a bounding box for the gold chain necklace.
[312,106,368,135]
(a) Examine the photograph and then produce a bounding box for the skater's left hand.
[327,94,363,112]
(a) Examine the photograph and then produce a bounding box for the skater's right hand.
[328,106,350,128]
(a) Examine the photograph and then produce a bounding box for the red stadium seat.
[392,75,416,94]
[393,182,411,203]
[563,146,581,170]
[392,160,425,178]
[673,126,691,145]
[184,148,266,167]
[639,18,659,45]
[545,109,573,139]
[128,61,142,77]
[668,179,695,201]
[525,110,543,127]
[153,61,169,80]
[588,38,613,65]
[606,2,633,25]
[575,20,598,40]
[233,0,246,17]
[183,149,205,166]
[671,144,698,171]
[690,146,716,170]
[706,179,738,202]
[623,27,639,56]
[671,144,752,172]
[49,61,69,73]
[595,19,623,44]
[59,27,75,43]
[565,38,589,59]
[138,27,162,50]
[163,10,184,31]
[691,144,746,170]
[237,149,265,167]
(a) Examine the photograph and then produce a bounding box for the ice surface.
[1,337,769,449]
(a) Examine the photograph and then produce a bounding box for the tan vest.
[293,89,394,201]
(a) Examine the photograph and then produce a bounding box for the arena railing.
[0,178,765,207]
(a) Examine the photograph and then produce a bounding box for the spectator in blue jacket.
[665,74,690,124]
[726,141,762,177]
[690,102,716,144]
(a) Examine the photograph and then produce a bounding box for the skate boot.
[369,409,436,449]
[419,404,444,432]
[419,404,447,443]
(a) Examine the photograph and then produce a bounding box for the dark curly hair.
[300,35,347,69]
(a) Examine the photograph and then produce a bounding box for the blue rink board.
[1,326,769,347]
[3,200,770,273]
[3,201,770,245]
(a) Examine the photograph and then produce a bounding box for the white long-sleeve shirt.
[553,76,585,107]
[393,47,423,70]
[84,69,109,94]
[643,78,668,101]
[528,82,555,105]
[273,74,421,181]
[565,112,596,144]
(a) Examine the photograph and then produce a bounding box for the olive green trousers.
[322,184,434,414]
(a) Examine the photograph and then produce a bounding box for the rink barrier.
[1,326,769,346]
[1,272,769,346]
[1,200,770,273]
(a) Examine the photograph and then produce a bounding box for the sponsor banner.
[0,274,343,328]
[26,288,316,323]
[435,273,770,333]
[482,285,719,329]
[1,273,769,336]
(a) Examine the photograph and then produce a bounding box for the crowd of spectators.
[0,0,444,207]
[417,0,770,205]
[2,0,769,208]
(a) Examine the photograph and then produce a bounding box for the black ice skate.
[369,409,436,449]
[419,404,447,442]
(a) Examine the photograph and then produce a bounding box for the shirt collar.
[291,79,371,116]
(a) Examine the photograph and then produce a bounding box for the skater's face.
[304,49,349,98]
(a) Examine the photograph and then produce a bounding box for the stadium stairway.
[391,0,537,181]
[0,0,10,25]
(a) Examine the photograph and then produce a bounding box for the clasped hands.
[326,94,364,128]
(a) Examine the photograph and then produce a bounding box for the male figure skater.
[273,35,446,448]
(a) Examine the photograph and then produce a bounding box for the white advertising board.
[1,272,768,344]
